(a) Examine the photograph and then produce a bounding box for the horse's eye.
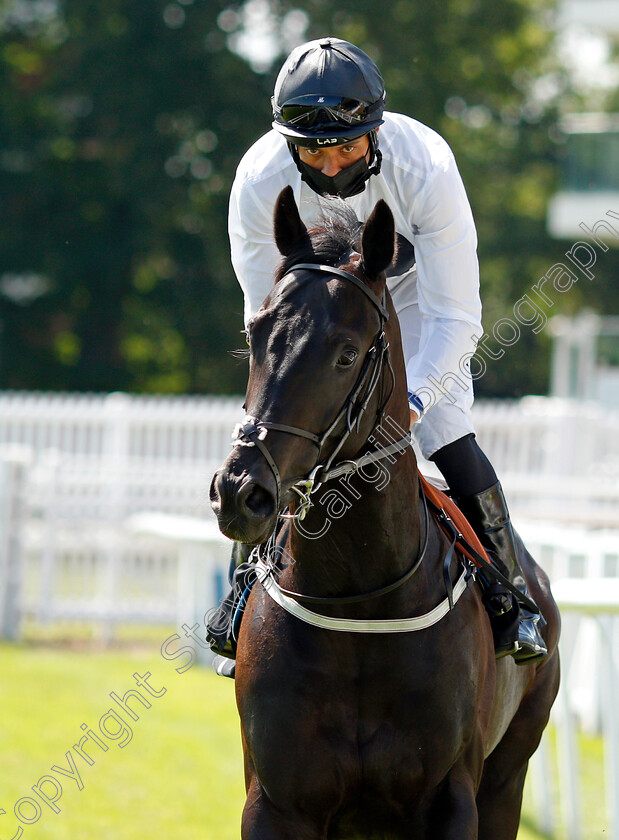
[337,348,358,368]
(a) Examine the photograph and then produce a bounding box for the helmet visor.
[274,95,376,128]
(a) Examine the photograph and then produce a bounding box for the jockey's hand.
[409,409,419,428]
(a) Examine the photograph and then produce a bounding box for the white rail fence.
[3,454,229,634]
[530,583,619,840]
[0,390,239,464]
[1,391,619,475]
[2,390,618,522]
[0,391,242,634]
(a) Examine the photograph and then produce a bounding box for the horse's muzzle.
[210,458,278,544]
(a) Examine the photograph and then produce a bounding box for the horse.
[210,186,560,840]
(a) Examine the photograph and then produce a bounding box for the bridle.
[232,262,412,520]
[229,262,477,630]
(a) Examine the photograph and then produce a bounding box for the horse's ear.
[274,186,309,256]
[360,200,396,280]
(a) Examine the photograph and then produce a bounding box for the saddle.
[206,473,492,660]
[418,473,490,568]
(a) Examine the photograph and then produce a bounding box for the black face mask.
[290,135,382,199]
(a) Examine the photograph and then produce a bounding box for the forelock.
[276,200,362,281]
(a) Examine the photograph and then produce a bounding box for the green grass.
[0,640,606,839]
[0,640,245,839]
[520,725,610,840]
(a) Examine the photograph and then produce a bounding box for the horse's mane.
[275,201,362,282]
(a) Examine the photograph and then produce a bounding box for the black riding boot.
[456,483,547,664]
[207,542,255,679]
[228,541,253,584]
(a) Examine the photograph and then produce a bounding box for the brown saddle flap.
[419,472,489,568]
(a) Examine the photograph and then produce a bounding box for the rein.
[258,481,432,607]
[251,477,477,633]
[233,262,407,520]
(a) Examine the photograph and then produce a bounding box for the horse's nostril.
[243,483,275,518]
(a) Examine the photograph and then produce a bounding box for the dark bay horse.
[210,186,560,840]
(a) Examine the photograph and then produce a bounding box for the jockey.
[216,37,546,667]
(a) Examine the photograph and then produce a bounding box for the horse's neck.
[287,436,423,596]
[285,307,431,599]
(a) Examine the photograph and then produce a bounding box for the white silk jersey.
[228,111,482,429]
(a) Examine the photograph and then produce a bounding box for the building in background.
[547,112,619,239]
[547,0,619,239]
[549,312,619,408]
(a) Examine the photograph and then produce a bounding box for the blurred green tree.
[0,0,269,393]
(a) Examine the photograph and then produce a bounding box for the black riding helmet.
[272,38,385,198]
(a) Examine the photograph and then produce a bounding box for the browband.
[285,263,389,321]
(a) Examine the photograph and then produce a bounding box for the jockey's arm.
[228,173,282,327]
[403,153,482,414]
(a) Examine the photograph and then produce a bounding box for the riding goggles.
[273,95,379,127]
